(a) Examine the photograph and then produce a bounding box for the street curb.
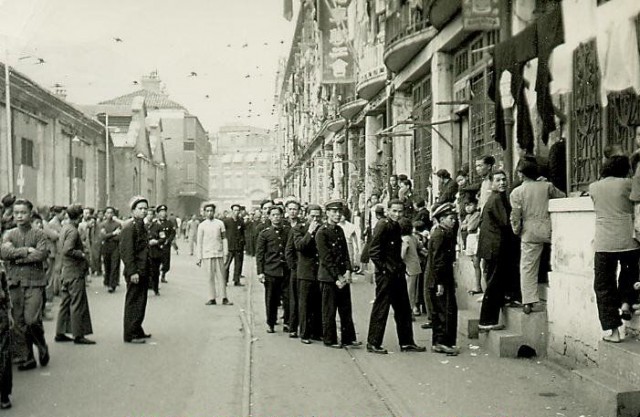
[239,269,255,417]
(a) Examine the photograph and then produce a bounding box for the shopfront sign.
[319,0,354,84]
[462,0,500,31]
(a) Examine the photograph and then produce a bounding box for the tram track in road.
[239,267,256,417]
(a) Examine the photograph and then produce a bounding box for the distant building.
[209,125,277,211]
[96,72,209,217]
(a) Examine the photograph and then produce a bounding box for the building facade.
[209,124,278,211]
[0,63,112,210]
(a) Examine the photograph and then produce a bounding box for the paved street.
[8,238,598,417]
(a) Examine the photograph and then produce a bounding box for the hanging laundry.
[599,16,640,102]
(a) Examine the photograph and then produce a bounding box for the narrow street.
[13,238,597,417]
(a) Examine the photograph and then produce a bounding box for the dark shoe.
[420,322,433,329]
[400,344,426,352]
[161,278,168,283]
[523,304,533,315]
[74,337,96,345]
[154,290,160,296]
[108,287,115,293]
[222,298,233,305]
[0,399,11,409]
[55,334,73,342]
[138,333,152,339]
[366,344,388,354]
[234,282,245,287]
[301,339,312,344]
[289,332,298,338]
[38,345,50,367]
[478,323,506,331]
[17,359,37,371]
[432,344,458,355]
[283,325,290,333]
[125,338,146,344]
[345,341,363,347]
[205,299,216,305]
[266,326,275,334]
[325,343,343,349]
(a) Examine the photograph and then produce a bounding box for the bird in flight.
[36,58,46,64]
[242,43,248,48]
[189,71,198,77]
[132,80,139,85]
[114,37,123,42]
[205,94,210,99]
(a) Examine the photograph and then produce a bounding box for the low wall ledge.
[549,197,593,213]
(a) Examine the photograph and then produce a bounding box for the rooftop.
[100,89,187,111]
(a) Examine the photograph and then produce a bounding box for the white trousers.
[206,257,227,301]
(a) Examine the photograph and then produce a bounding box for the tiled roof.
[99,89,186,111]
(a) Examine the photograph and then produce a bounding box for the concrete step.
[570,367,640,417]
[457,309,479,339]
[598,340,640,387]
[478,329,525,358]
[501,306,548,357]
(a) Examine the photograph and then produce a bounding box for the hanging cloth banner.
[319,0,355,84]
[283,0,293,21]
[462,0,500,31]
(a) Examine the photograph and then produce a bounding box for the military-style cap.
[129,195,148,210]
[324,199,345,211]
[156,204,168,213]
[374,204,385,214]
[432,202,456,220]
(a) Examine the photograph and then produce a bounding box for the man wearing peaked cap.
[324,198,345,211]
[431,202,456,220]
[148,204,176,293]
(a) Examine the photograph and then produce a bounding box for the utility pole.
[4,49,14,193]
[500,0,514,181]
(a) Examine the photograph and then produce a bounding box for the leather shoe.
[0,400,11,409]
[289,332,298,338]
[138,333,152,339]
[74,337,96,345]
[523,304,533,314]
[222,298,233,305]
[432,344,457,355]
[55,334,73,342]
[420,322,432,329]
[234,282,245,287]
[400,344,426,352]
[18,359,37,371]
[325,343,343,349]
[266,326,275,334]
[300,339,312,344]
[345,341,363,347]
[366,344,388,354]
[38,345,50,367]
[283,325,290,333]
[125,338,146,344]
[205,299,216,305]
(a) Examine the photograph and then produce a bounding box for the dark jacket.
[223,217,245,251]
[368,218,404,277]
[425,225,456,288]
[477,191,515,260]
[1,225,49,287]
[148,218,175,258]
[285,221,304,279]
[255,223,290,277]
[59,224,89,281]
[99,219,121,252]
[292,222,320,281]
[438,179,459,204]
[315,223,352,282]
[120,218,149,278]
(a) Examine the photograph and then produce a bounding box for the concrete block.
[598,340,640,387]
[457,309,479,339]
[479,329,524,358]
[570,367,640,417]
[501,306,548,357]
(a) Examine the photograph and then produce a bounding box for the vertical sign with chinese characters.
[319,0,354,84]
[462,0,500,31]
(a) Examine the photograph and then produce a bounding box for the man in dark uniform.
[284,199,303,338]
[253,199,273,250]
[289,204,323,344]
[120,196,151,344]
[315,199,361,349]
[366,199,426,354]
[148,205,175,295]
[223,204,245,286]
[255,205,290,333]
[99,207,121,293]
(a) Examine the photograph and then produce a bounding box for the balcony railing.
[385,15,431,49]
[357,42,386,85]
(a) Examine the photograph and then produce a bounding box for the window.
[21,138,34,167]
[183,142,195,151]
[73,157,84,180]
[412,73,432,200]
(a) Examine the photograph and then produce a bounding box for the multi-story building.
[97,72,209,217]
[0,63,112,210]
[209,124,277,211]
[276,0,640,403]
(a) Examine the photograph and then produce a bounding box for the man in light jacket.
[197,204,232,306]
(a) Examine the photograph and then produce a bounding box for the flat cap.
[374,204,385,214]
[324,199,345,211]
[129,195,148,210]
[156,204,168,213]
[432,202,456,220]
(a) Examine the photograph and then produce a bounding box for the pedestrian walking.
[54,205,95,345]
[255,205,290,333]
[426,203,459,355]
[290,204,324,344]
[119,196,152,344]
[366,199,426,354]
[99,207,121,293]
[223,204,245,286]
[316,199,361,349]
[0,199,50,370]
[186,215,199,256]
[197,203,233,306]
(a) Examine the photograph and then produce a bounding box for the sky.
[0,0,298,133]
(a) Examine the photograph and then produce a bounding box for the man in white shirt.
[196,204,233,306]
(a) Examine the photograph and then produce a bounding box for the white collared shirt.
[197,218,227,259]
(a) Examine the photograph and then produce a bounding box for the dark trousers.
[56,276,93,338]
[123,275,149,341]
[0,328,11,400]
[102,246,120,288]
[367,272,415,348]
[479,258,506,326]
[148,257,162,293]
[594,250,640,330]
[429,284,458,347]
[289,274,299,332]
[298,280,322,340]
[224,250,244,284]
[281,275,290,326]
[320,281,357,345]
[160,248,171,274]
[264,275,284,327]
[10,286,46,363]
